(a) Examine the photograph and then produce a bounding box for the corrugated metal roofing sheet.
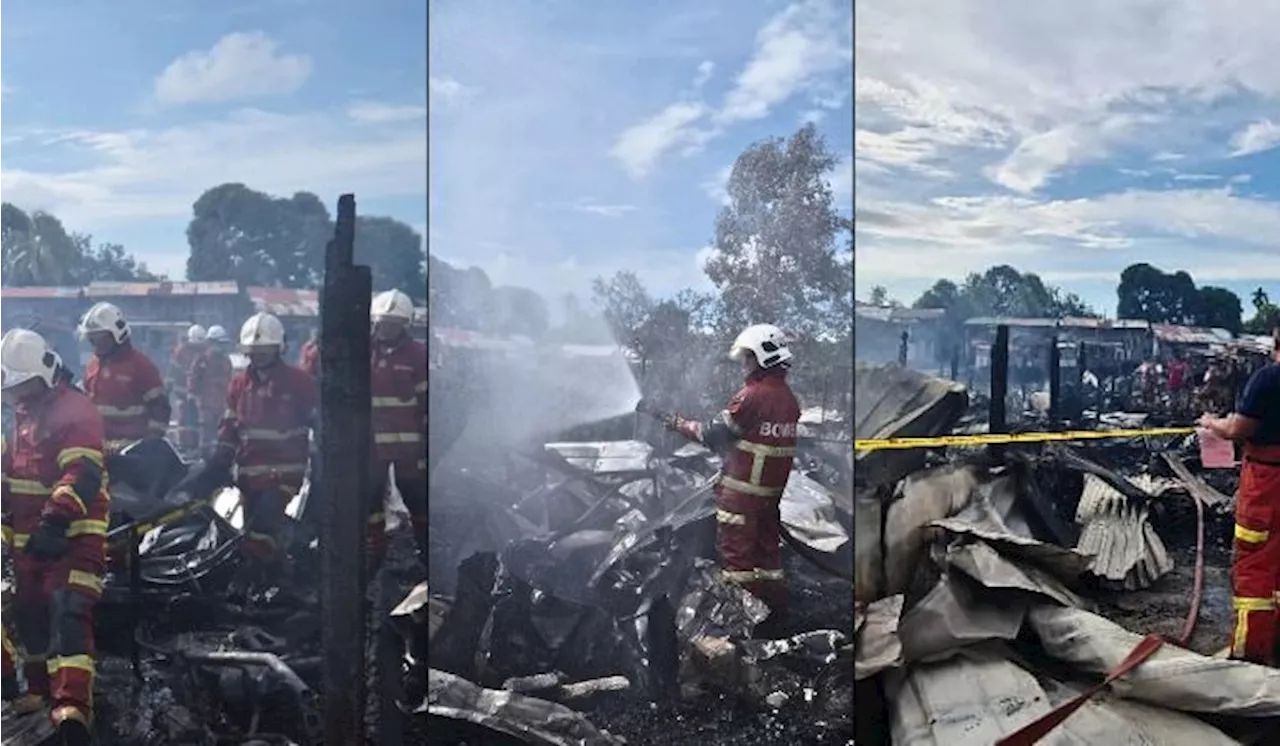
[246,287,319,318]
[86,281,240,297]
[965,316,1150,330]
[0,286,84,299]
[1152,323,1233,345]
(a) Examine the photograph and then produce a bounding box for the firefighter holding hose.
[1,329,109,745]
[661,324,801,630]
[1200,324,1280,665]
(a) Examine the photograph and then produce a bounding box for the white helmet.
[187,324,208,344]
[371,289,414,323]
[1,329,58,391]
[207,325,230,344]
[240,313,286,349]
[729,324,793,369]
[78,302,130,343]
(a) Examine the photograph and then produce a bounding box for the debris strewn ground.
[855,362,1280,746]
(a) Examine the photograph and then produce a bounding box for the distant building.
[854,304,947,368]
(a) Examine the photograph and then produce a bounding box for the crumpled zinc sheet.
[887,645,1240,746]
[856,594,904,680]
[428,668,624,746]
[1029,605,1280,717]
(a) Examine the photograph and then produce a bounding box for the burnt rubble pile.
[2,437,428,746]
[427,436,855,745]
[855,363,1280,746]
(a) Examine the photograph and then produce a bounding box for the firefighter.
[1200,326,1280,665]
[369,290,428,563]
[1,330,109,744]
[211,313,317,586]
[79,303,171,454]
[188,325,234,452]
[299,328,320,379]
[170,325,207,451]
[664,324,800,626]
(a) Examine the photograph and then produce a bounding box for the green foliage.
[1,202,158,286]
[1116,262,1244,332]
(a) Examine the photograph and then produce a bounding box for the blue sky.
[856,0,1280,320]
[428,0,853,302]
[2,0,428,280]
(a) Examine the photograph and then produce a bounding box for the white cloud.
[347,102,428,124]
[717,0,852,125]
[610,102,711,179]
[1231,119,1280,157]
[571,201,638,218]
[611,0,851,179]
[829,154,853,206]
[693,60,715,88]
[428,76,476,106]
[1,107,426,228]
[154,31,311,107]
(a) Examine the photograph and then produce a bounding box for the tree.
[868,285,889,306]
[186,184,331,288]
[591,270,655,346]
[354,216,426,302]
[1195,286,1244,333]
[1116,263,1199,324]
[704,123,851,339]
[2,203,157,286]
[1245,288,1280,334]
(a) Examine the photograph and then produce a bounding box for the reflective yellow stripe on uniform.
[372,397,418,408]
[718,475,784,498]
[721,568,785,584]
[143,386,167,401]
[1235,524,1269,543]
[47,655,95,675]
[716,509,746,525]
[67,520,108,538]
[5,478,52,496]
[51,486,87,517]
[1232,596,1276,655]
[375,433,422,444]
[68,569,104,595]
[57,448,104,469]
[730,441,797,492]
[97,405,146,418]
[414,382,428,395]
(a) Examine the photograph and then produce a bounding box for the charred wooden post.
[898,330,909,366]
[318,194,373,745]
[990,325,1010,459]
[1048,334,1061,423]
[949,344,960,381]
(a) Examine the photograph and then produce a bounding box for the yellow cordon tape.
[854,427,1197,452]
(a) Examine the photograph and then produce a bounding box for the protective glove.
[25,514,71,560]
[663,413,683,431]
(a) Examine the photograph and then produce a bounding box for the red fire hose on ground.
[996,490,1208,746]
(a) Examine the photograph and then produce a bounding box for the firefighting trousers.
[239,485,295,565]
[1229,450,1280,664]
[196,400,222,452]
[369,467,427,563]
[177,396,200,451]
[12,539,105,723]
[715,491,787,614]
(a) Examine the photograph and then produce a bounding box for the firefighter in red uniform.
[368,290,428,563]
[78,302,171,454]
[170,325,207,451]
[1200,325,1280,664]
[299,328,320,379]
[211,313,317,585]
[188,325,234,452]
[665,324,800,625]
[1,329,110,745]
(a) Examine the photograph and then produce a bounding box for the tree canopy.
[1,203,158,286]
[185,183,425,300]
[1116,262,1244,333]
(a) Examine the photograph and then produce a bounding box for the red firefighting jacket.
[1,383,110,552]
[83,341,171,452]
[371,334,428,475]
[692,369,801,501]
[187,347,233,414]
[169,342,203,395]
[216,362,318,492]
[300,340,320,379]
